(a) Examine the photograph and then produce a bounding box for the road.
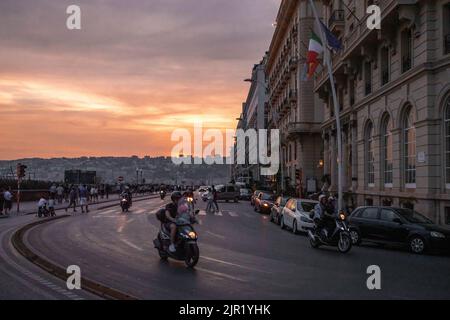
[2,196,450,299]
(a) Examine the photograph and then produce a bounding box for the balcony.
[287,122,322,137]
[329,10,345,32]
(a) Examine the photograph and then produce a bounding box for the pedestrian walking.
[49,183,57,199]
[3,187,13,215]
[56,185,64,204]
[79,185,89,213]
[0,187,4,216]
[211,185,219,212]
[65,187,77,213]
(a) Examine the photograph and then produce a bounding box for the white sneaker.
[169,244,176,253]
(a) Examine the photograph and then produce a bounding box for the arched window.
[445,97,450,187]
[366,122,375,186]
[381,115,393,185]
[403,107,416,186]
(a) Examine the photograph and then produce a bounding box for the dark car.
[270,196,290,225]
[215,184,240,202]
[250,190,263,206]
[348,206,450,254]
[239,188,252,201]
[254,192,276,214]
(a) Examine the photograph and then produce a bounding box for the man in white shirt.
[3,188,13,215]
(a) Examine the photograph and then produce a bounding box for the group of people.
[205,186,219,213]
[0,187,13,216]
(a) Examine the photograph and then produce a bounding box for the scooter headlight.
[188,231,197,239]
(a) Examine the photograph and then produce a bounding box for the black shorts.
[164,221,176,231]
[4,200,12,210]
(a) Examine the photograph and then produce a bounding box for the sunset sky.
[0,0,279,160]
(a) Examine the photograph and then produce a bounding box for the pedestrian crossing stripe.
[228,211,238,217]
[198,210,207,216]
[215,211,223,216]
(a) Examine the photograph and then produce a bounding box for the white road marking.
[214,211,223,216]
[198,210,207,216]
[120,238,144,251]
[228,211,238,217]
[202,256,270,273]
[206,231,225,239]
[196,267,247,283]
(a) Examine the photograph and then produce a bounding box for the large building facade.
[315,0,450,224]
[233,57,268,186]
[266,0,324,196]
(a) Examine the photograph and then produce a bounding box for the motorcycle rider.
[164,191,183,253]
[121,186,132,205]
[313,194,335,240]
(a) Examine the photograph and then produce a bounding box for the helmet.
[171,191,182,202]
[319,194,327,202]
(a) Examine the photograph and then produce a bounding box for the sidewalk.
[0,193,159,217]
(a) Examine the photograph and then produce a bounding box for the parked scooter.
[308,211,352,253]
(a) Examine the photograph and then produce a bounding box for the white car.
[280,198,318,234]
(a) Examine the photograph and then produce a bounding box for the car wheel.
[350,229,361,245]
[409,236,426,254]
[292,220,298,234]
[280,216,285,230]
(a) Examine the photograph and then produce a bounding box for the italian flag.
[306,31,323,79]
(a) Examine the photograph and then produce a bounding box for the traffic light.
[16,163,27,179]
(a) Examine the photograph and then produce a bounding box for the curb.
[11,215,139,300]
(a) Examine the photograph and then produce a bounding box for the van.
[215,184,240,202]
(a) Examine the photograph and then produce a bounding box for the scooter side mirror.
[195,209,200,215]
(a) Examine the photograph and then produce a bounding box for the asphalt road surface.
[2,196,450,299]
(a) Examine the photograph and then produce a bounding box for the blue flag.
[320,20,343,51]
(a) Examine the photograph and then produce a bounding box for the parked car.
[254,192,276,214]
[215,184,240,202]
[280,198,318,234]
[270,196,290,225]
[250,190,263,206]
[239,188,252,201]
[348,206,450,254]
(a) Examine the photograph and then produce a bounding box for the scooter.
[153,209,200,268]
[308,212,352,253]
[160,190,166,200]
[120,195,130,212]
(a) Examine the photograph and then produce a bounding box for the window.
[403,107,416,186]
[366,122,375,186]
[445,207,450,225]
[401,28,413,73]
[365,198,374,206]
[349,78,356,106]
[299,201,316,213]
[361,207,378,220]
[445,97,450,187]
[364,61,372,95]
[382,198,393,207]
[382,115,393,185]
[380,209,398,222]
[444,4,450,55]
[380,47,390,85]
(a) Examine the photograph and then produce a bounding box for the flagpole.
[308,0,343,213]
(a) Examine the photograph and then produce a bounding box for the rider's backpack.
[156,208,167,222]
